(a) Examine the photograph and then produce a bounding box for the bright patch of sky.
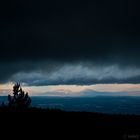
[0,83,140,96]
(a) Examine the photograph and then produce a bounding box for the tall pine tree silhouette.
[8,83,31,110]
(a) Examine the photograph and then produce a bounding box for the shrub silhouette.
[8,83,31,110]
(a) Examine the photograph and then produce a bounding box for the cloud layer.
[0,0,140,85]
[10,64,140,85]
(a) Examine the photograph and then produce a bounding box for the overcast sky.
[0,0,140,91]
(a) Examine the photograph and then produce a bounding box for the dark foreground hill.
[0,107,140,139]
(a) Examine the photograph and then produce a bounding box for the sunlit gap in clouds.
[1,83,140,96]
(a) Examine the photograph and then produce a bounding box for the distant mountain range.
[33,89,140,97]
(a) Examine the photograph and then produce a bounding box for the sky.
[0,0,140,96]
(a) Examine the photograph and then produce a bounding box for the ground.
[0,108,140,139]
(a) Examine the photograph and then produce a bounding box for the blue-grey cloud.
[9,64,140,85]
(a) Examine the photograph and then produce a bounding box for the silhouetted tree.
[8,83,31,110]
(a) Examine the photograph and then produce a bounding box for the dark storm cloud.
[0,0,140,84]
